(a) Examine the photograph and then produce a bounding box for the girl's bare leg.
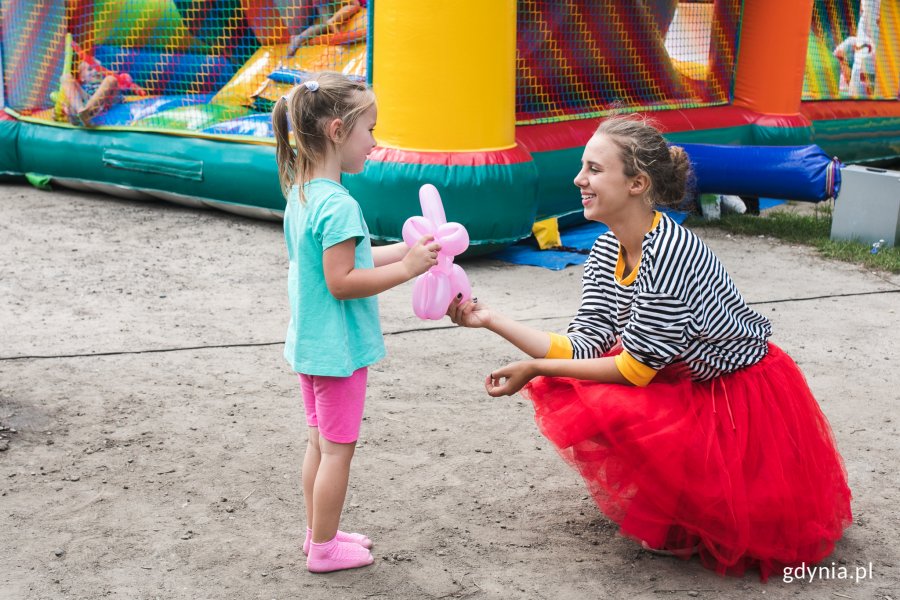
[302,427,321,529]
[311,437,355,543]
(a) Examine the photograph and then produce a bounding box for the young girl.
[448,115,852,581]
[273,72,440,573]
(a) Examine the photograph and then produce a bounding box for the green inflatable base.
[17,122,285,213]
[13,122,541,254]
[809,116,900,164]
[346,157,539,255]
[12,115,899,252]
[0,118,20,175]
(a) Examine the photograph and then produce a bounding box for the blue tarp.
[491,210,689,271]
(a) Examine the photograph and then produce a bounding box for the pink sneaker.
[307,538,374,573]
[303,529,372,555]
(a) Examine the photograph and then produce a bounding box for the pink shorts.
[298,367,368,443]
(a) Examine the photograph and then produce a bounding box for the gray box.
[831,165,900,248]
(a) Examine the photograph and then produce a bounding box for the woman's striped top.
[565,212,772,381]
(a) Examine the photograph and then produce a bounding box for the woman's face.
[573,134,637,223]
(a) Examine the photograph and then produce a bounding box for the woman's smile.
[581,191,596,207]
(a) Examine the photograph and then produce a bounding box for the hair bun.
[664,145,692,206]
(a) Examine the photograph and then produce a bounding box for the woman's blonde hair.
[595,114,694,209]
[272,71,376,202]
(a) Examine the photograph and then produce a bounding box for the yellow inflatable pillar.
[349,0,538,251]
[371,0,516,152]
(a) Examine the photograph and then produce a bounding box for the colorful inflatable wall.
[1,0,899,250]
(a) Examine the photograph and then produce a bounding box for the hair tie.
[304,80,320,92]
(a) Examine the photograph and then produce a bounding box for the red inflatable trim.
[515,105,776,153]
[801,100,900,121]
[367,145,533,167]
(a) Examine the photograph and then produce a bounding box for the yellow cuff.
[545,333,574,359]
[614,350,657,387]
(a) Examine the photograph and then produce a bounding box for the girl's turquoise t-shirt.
[283,179,386,376]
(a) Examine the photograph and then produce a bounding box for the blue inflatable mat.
[94,94,214,126]
[202,113,273,136]
[491,210,688,271]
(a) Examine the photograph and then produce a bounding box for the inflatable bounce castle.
[1,0,898,250]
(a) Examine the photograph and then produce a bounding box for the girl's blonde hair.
[595,114,694,209]
[272,72,376,201]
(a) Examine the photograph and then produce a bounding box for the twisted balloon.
[401,184,472,320]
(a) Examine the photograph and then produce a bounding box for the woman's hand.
[484,361,537,397]
[447,297,491,328]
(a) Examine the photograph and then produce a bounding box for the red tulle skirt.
[523,343,852,581]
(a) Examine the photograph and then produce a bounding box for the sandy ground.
[2,184,899,600]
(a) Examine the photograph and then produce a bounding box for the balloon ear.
[402,216,435,247]
[435,222,469,257]
[419,184,447,226]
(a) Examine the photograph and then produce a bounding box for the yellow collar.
[615,211,661,285]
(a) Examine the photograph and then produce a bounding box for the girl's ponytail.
[272,95,296,198]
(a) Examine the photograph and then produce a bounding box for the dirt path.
[2,184,898,599]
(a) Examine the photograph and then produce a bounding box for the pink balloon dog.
[401,184,472,320]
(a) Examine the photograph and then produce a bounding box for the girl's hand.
[484,361,536,397]
[447,298,491,329]
[402,235,441,278]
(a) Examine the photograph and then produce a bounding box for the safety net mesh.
[10,2,890,138]
[803,0,900,100]
[515,0,742,125]
[1,0,368,135]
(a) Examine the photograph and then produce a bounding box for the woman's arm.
[485,356,630,397]
[447,299,551,358]
[324,236,438,299]
[371,241,409,267]
[485,311,552,358]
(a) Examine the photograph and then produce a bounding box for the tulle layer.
[523,343,852,581]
